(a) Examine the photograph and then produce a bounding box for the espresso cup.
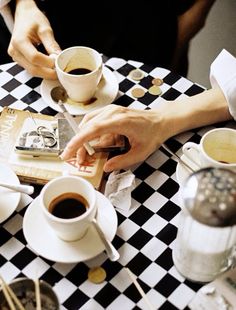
[54,46,103,102]
[40,175,97,241]
[182,128,236,171]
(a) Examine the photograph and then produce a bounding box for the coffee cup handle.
[182,142,201,169]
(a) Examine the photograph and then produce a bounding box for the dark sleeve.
[0,15,12,64]
[9,0,16,16]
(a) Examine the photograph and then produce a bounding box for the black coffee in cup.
[49,192,88,219]
[67,68,92,75]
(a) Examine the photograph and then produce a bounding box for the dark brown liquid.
[67,68,92,75]
[49,192,88,219]
[83,97,97,105]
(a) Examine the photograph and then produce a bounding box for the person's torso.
[36,0,193,67]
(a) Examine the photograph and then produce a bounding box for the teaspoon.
[0,182,34,195]
[50,86,95,156]
[161,143,200,172]
[92,208,120,262]
[92,218,120,261]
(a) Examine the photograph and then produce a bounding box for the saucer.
[0,163,21,223]
[176,152,201,187]
[40,66,119,115]
[23,191,118,263]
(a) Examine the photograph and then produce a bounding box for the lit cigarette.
[125,268,155,310]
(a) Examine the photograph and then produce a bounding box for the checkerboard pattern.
[0,58,233,310]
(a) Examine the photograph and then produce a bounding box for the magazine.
[0,107,108,189]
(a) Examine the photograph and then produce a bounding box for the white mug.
[54,46,103,102]
[40,175,97,241]
[182,128,236,171]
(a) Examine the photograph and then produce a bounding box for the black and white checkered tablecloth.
[0,57,233,310]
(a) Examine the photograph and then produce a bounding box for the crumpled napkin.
[104,170,136,211]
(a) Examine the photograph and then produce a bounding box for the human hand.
[61,105,168,172]
[61,87,233,172]
[8,0,61,79]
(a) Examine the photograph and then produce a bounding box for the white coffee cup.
[40,175,97,241]
[182,128,236,171]
[54,46,103,102]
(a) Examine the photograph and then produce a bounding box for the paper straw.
[125,268,155,310]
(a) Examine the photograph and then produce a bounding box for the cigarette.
[124,268,155,310]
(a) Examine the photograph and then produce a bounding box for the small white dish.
[40,66,119,115]
[23,191,118,263]
[0,163,21,223]
[176,152,201,187]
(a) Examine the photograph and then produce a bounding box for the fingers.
[61,106,129,160]
[8,36,58,79]
[9,47,57,79]
[76,147,87,165]
[73,144,139,173]
[61,121,121,161]
[94,134,117,148]
[60,132,99,160]
[38,28,61,56]
[103,149,142,172]
[7,0,60,80]
[8,25,60,79]
[9,37,54,66]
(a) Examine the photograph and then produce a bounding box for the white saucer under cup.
[0,163,21,223]
[40,66,119,115]
[23,191,118,263]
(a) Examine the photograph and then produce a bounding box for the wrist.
[15,0,38,19]
[153,88,232,141]
[144,108,174,147]
[151,102,184,142]
[15,0,37,10]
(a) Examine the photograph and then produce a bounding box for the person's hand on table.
[8,0,61,79]
[61,87,232,172]
[61,104,170,172]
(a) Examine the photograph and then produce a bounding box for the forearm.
[154,87,232,140]
[177,0,215,48]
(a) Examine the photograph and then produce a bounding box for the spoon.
[0,182,34,195]
[50,86,95,156]
[92,216,120,262]
[161,143,200,173]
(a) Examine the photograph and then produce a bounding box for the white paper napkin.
[104,170,136,211]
